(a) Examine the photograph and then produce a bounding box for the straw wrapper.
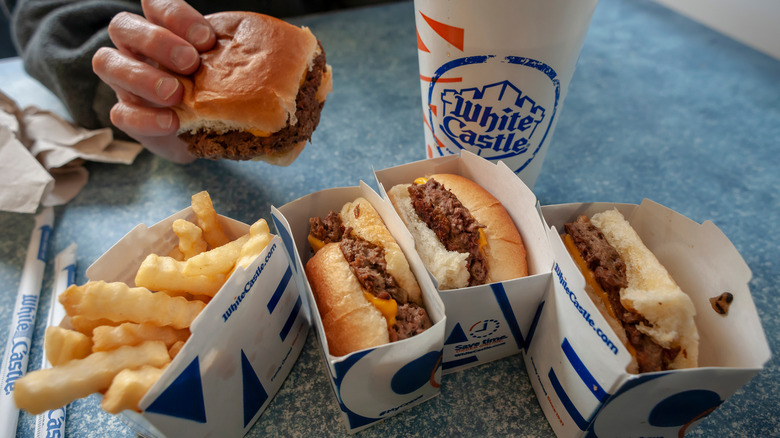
[33,243,77,438]
[0,207,54,437]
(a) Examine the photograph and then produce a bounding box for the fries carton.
[271,182,446,433]
[524,200,771,437]
[374,151,555,374]
[84,207,308,438]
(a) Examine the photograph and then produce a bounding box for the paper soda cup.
[414,0,598,188]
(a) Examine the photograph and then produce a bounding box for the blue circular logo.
[425,55,560,174]
[468,319,500,339]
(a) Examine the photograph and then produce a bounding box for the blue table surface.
[1,0,778,436]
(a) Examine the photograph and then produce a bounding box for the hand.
[92,0,216,163]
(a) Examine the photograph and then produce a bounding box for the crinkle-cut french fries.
[155,290,213,305]
[236,219,274,270]
[60,281,206,329]
[45,326,92,366]
[135,254,227,297]
[168,246,185,261]
[14,191,276,417]
[182,234,249,276]
[69,315,124,336]
[172,218,208,260]
[191,191,230,248]
[92,323,190,352]
[101,365,166,414]
[168,340,186,359]
[13,341,171,415]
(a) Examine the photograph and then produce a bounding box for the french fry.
[16,191,272,418]
[69,316,124,336]
[191,191,230,248]
[155,289,192,299]
[168,246,185,261]
[236,219,273,269]
[189,294,212,304]
[13,341,170,415]
[92,323,190,352]
[59,281,206,329]
[135,254,227,297]
[182,234,249,276]
[172,218,208,259]
[101,365,166,414]
[45,326,92,366]
[168,340,186,359]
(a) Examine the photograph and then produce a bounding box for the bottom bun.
[305,243,390,356]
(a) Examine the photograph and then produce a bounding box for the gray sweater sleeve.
[6,0,142,132]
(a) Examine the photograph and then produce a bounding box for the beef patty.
[180,45,328,160]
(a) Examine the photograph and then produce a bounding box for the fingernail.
[157,112,173,130]
[171,45,198,71]
[155,77,179,101]
[187,23,212,46]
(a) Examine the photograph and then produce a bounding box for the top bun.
[338,197,423,305]
[590,209,699,370]
[173,11,321,136]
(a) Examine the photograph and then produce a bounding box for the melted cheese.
[363,292,397,328]
[248,129,271,137]
[413,177,428,185]
[308,234,325,252]
[478,228,488,250]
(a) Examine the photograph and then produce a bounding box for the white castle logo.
[438,80,546,156]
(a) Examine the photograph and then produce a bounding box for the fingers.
[137,134,196,164]
[110,101,195,164]
[108,12,201,75]
[110,100,179,138]
[93,47,183,107]
[94,0,212,164]
[141,0,216,51]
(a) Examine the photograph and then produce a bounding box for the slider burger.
[562,209,699,373]
[387,174,527,290]
[173,11,333,164]
[305,197,433,356]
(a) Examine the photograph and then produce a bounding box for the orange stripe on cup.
[422,105,446,152]
[419,12,464,51]
[416,29,430,52]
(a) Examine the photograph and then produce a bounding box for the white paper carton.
[83,207,308,438]
[525,200,771,437]
[374,151,554,373]
[271,182,447,433]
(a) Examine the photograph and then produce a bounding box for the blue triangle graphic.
[241,350,268,427]
[445,323,468,345]
[146,357,207,423]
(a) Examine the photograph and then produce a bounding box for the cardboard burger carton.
[271,182,447,433]
[374,151,555,374]
[83,207,308,438]
[525,200,771,437]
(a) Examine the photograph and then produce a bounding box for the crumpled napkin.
[0,91,143,213]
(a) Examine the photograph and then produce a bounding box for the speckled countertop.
[1,0,778,436]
